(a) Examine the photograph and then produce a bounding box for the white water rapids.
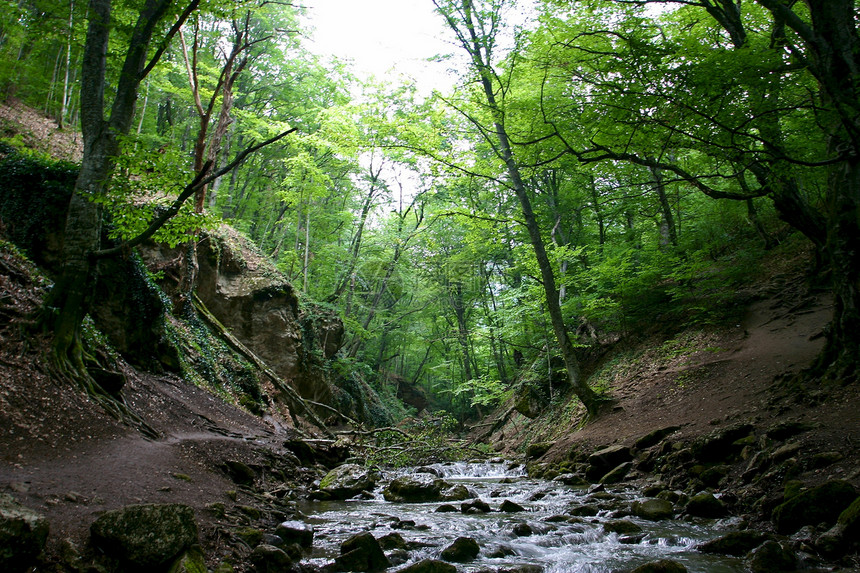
[297,461,745,573]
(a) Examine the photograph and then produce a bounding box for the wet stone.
[461,499,491,513]
[499,499,526,512]
[632,498,674,521]
[335,532,390,572]
[512,522,533,536]
[440,536,480,562]
[275,520,314,548]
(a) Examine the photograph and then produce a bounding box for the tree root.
[48,351,160,439]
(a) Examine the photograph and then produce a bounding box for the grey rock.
[383,475,446,503]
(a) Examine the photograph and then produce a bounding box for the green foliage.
[0,143,77,260]
[442,374,512,418]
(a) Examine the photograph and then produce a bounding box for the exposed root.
[48,343,160,440]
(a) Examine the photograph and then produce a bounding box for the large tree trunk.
[46,0,195,363]
[46,0,113,367]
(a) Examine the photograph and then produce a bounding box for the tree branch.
[91,127,297,258]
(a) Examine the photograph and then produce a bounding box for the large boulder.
[320,464,381,500]
[250,544,293,573]
[586,445,632,482]
[771,480,858,534]
[382,475,446,503]
[334,532,390,572]
[89,503,198,569]
[0,495,49,573]
[746,540,796,573]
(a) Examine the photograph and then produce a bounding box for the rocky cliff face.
[141,226,343,407]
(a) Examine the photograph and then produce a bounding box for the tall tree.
[46,0,199,371]
[433,0,605,417]
[530,0,859,380]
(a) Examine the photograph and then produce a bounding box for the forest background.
[1,0,856,424]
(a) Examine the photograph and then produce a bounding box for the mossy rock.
[632,498,674,521]
[168,547,207,573]
[90,503,198,569]
[320,464,381,500]
[234,528,263,548]
[686,492,728,518]
[772,479,858,534]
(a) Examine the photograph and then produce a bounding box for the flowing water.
[297,461,746,572]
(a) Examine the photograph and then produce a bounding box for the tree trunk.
[438,0,603,416]
[45,0,198,363]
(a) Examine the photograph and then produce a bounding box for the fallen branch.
[337,426,411,439]
[192,294,334,438]
[306,399,359,427]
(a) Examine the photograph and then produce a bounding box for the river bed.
[297,461,746,573]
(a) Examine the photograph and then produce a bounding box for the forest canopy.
[0,0,857,421]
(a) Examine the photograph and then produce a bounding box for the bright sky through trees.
[304,0,454,93]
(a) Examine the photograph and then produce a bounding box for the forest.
[1,0,857,420]
[1,1,860,572]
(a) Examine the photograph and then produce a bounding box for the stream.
[297,461,747,573]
